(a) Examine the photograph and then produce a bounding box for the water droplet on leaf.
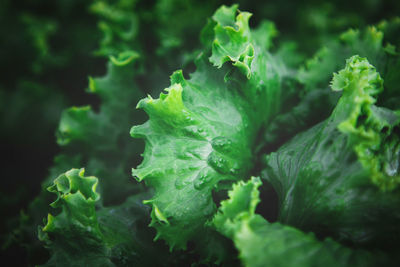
[207,152,230,174]
[193,168,213,190]
[211,136,232,153]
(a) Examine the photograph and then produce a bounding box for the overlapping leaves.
[213,178,394,267]
[39,168,180,266]
[130,5,298,254]
[263,56,400,249]
[3,2,399,266]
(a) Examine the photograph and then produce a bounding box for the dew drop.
[207,152,230,174]
[183,125,207,139]
[193,168,213,190]
[211,136,233,153]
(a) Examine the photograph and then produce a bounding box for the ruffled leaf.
[40,168,182,266]
[90,0,139,57]
[262,20,400,153]
[55,52,144,204]
[39,169,112,267]
[131,61,257,251]
[56,51,141,149]
[331,55,400,190]
[131,5,297,254]
[263,56,400,248]
[213,178,394,267]
[298,20,400,109]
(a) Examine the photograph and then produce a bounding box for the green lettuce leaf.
[262,55,400,248]
[131,57,257,252]
[131,4,298,255]
[90,0,139,57]
[213,178,393,267]
[4,52,146,265]
[56,51,145,205]
[39,168,185,266]
[264,20,400,151]
[298,20,400,107]
[39,168,113,267]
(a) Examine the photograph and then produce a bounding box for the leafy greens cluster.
[2,0,400,266]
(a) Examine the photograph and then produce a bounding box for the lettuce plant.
[2,1,400,266]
